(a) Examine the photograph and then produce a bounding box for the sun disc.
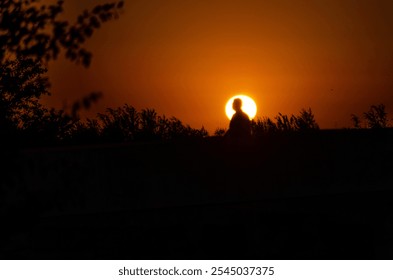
[225,94,257,120]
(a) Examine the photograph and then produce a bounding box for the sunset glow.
[225,95,257,120]
[44,0,393,131]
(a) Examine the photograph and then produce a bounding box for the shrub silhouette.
[250,108,319,136]
[350,104,390,129]
[275,113,297,131]
[97,105,140,142]
[1,0,125,144]
[71,118,101,143]
[294,108,319,131]
[363,104,389,129]
[155,115,208,140]
[214,128,226,137]
[139,109,159,140]
[65,105,209,144]
[350,114,362,129]
[0,58,76,144]
[251,117,277,136]
[0,58,89,145]
[0,58,49,132]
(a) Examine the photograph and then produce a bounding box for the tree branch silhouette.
[1,0,124,67]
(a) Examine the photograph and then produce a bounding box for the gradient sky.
[44,0,393,132]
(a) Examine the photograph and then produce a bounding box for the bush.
[251,108,319,136]
[350,104,390,129]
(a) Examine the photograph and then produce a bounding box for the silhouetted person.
[225,98,251,145]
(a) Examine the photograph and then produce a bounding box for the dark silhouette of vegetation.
[67,105,209,144]
[1,0,124,66]
[3,108,393,259]
[250,107,319,136]
[214,128,226,137]
[0,0,124,144]
[363,104,389,129]
[294,108,320,131]
[351,114,362,129]
[0,58,49,134]
[0,56,103,145]
[351,104,390,129]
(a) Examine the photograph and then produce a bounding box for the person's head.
[232,98,242,112]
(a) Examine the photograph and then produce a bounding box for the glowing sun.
[225,94,257,120]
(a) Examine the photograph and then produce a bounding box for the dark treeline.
[0,60,209,146]
[0,57,391,147]
[0,55,319,146]
[1,58,390,147]
[1,1,391,148]
[1,56,389,147]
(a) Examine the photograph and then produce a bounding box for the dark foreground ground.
[1,129,393,259]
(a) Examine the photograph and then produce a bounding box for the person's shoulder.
[231,112,241,119]
[240,111,250,120]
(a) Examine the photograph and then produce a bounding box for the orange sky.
[44,0,393,132]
